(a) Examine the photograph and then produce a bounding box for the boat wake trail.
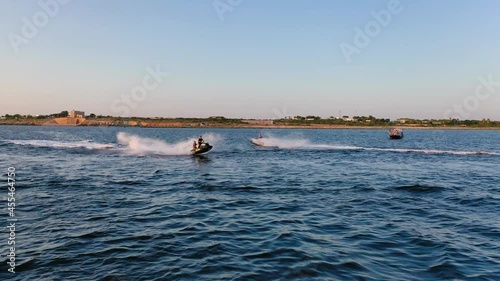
[364,147,499,156]
[251,137,311,149]
[252,136,364,150]
[116,132,221,156]
[252,136,499,156]
[5,140,115,150]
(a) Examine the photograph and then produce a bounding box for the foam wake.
[251,136,364,150]
[251,136,499,156]
[251,137,311,149]
[364,147,499,156]
[6,140,115,150]
[116,132,221,156]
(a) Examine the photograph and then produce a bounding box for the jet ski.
[191,142,213,155]
[250,138,265,146]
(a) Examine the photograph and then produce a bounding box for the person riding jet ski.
[198,136,204,147]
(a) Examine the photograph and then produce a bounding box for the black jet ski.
[192,143,213,155]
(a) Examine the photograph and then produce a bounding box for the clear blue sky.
[1,0,499,120]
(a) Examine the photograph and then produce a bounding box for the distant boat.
[389,129,404,139]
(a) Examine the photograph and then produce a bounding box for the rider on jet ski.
[197,136,204,148]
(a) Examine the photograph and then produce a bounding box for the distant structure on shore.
[70,110,85,118]
[43,109,86,126]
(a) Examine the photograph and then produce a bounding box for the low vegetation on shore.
[1,112,499,129]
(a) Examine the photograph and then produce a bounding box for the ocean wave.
[393,184,446,193]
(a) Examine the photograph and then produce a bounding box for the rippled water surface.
[1,126,499,280]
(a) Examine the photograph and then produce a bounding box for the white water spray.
[7,140,114,150]
[116,132,221,156]
[251,135,360,150]
[250,135,498,156]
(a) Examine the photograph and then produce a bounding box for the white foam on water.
[116,132,222,156]
[5,134,496,157]
[304,144,362,150]
[363,147,497,155]
[7,140,115,150]
[250,137,310,149]
[251,135,361,150]
[250,135,498,156]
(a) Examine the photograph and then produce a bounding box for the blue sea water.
[1,126,499,280]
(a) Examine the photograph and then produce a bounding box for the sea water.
[0,126,499,280]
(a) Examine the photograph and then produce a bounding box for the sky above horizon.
[1,0,499,120]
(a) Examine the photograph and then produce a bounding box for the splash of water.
[116,132,221,156]
[251,135,360,150]
[250,136,309,148]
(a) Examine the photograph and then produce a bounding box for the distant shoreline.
[1,120,499,130]
[3,113,500,130]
